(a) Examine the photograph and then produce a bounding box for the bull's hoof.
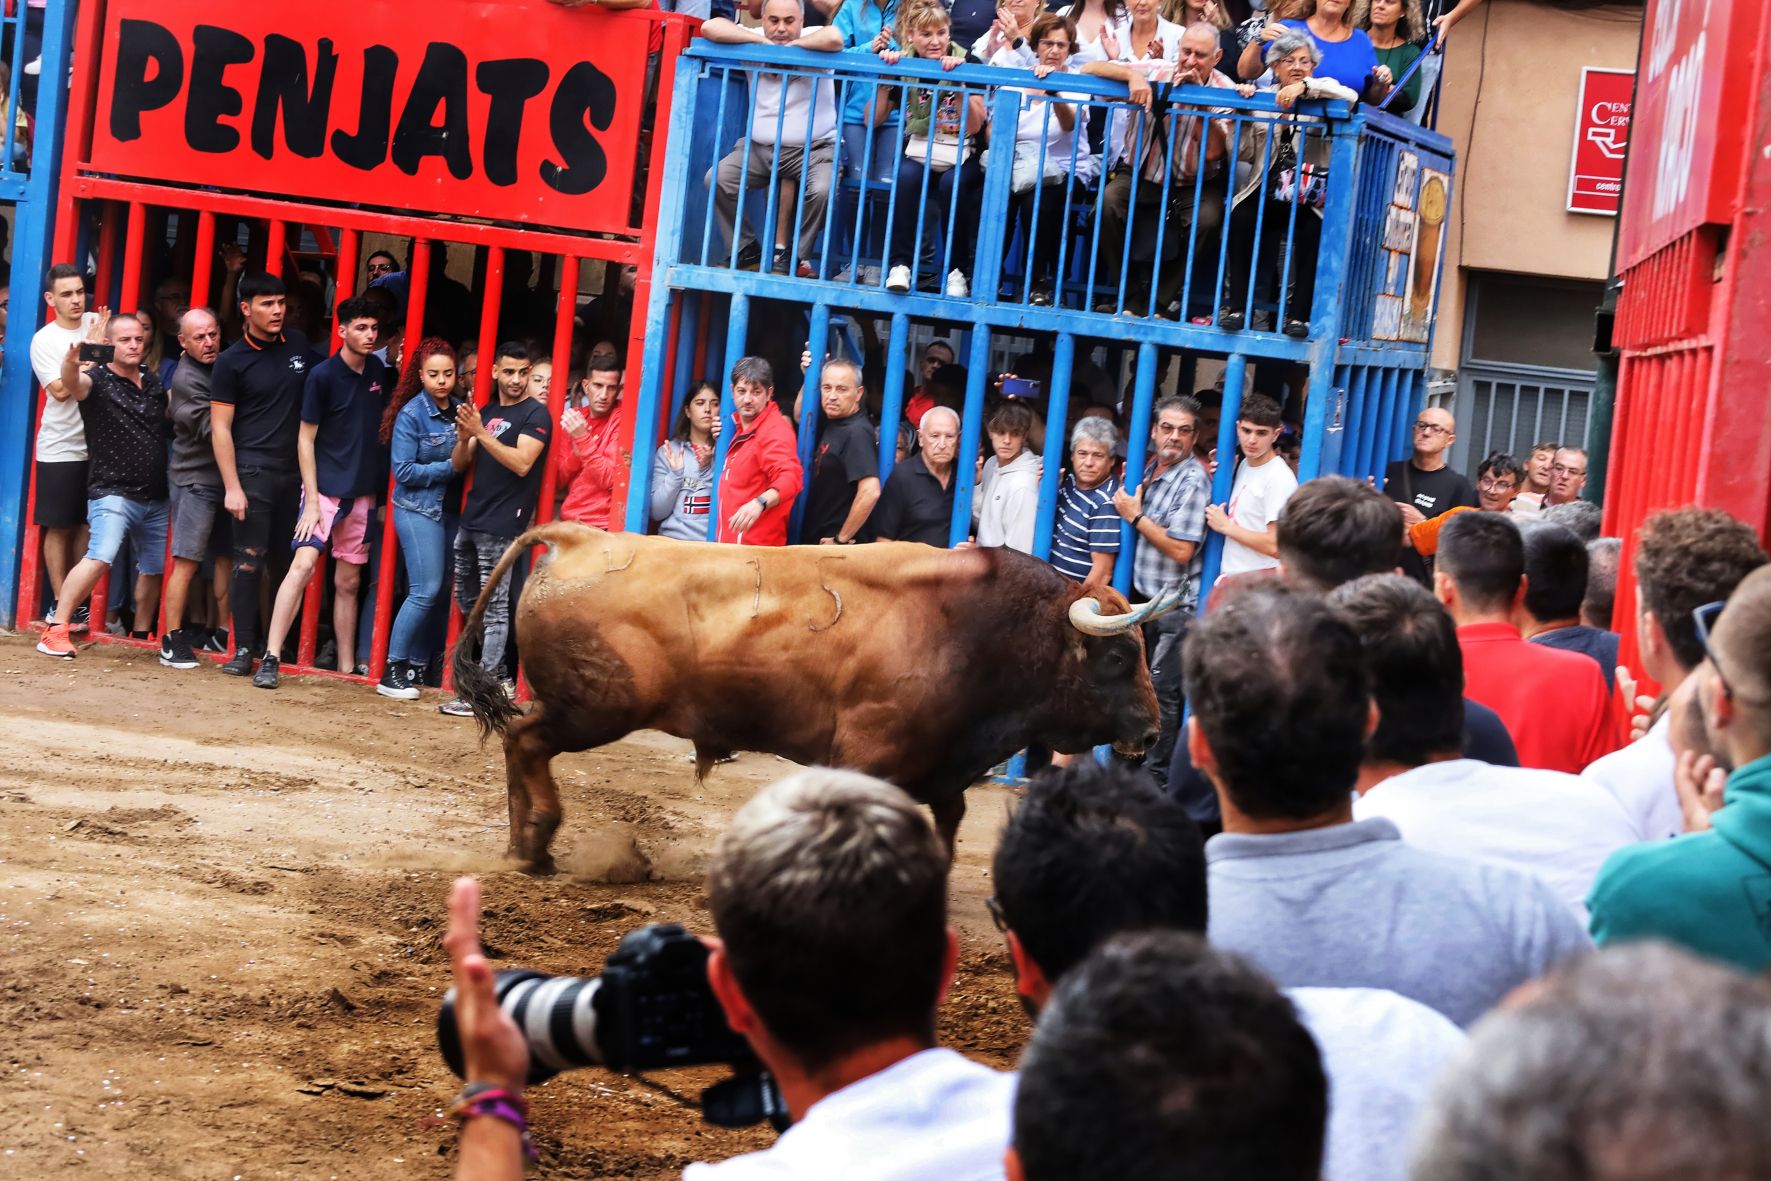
[519,853,558,876]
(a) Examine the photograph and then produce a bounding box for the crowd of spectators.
[697,0,1452,325]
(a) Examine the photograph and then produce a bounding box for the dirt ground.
[0,634,1029,1179]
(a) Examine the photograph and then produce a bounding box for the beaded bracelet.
[450,1086,538,1164]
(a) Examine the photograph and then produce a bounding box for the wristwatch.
[1132,512,1146,529]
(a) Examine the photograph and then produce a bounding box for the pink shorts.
[293,493,372,565]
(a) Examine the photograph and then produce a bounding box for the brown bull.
[452,523,1179,871]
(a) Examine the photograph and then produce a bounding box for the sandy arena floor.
[0,635,1028,1179]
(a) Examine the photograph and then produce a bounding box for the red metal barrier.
[17,0,693,690]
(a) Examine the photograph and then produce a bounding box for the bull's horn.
[1067,581,1194,636]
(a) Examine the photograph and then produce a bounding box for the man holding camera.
[444,769,1013,1180]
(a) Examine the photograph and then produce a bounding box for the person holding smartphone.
[37,315,171,657]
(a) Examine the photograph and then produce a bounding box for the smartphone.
[1001,376,1041,399]
[78,343,115,364]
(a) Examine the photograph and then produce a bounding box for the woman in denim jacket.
[377,338,468,699]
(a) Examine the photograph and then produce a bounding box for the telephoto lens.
[438,969,604,1085]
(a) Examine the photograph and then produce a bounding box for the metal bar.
[948,327,993,547]
[790,302,831,541]
[1195,353,1248,608]
[1112,342,1159,593]
[878,312,910,479]
[705,292,751,538]
[1030,334,1076,561]
[442,246,506,693]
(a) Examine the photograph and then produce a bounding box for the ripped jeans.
[228,464,301,656]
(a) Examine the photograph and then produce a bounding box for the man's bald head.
[1178,22,1223,77]
[1412,406,1456,460]
[177,306,222,366]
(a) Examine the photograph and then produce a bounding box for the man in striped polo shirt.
[1050,415,1122,590]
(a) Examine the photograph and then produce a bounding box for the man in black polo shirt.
[36,315,171,658]
[209,273,320,677]
[800,359,880,545]
[438,343,551,717]
[251,297,391,689]
[866,405,958,546]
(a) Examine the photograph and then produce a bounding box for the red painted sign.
[87,0,654,236]
[1617,0,1750,266]
[1567,68,1632,216]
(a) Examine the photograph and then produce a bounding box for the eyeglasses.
[985,895,1008,933]
[1551,463,1586,477]
[366,262,395,275]
[1413,421,1449,437]
[1155,422,1198,435]
[1694,600,1734,702]
[1476,477,1518,493]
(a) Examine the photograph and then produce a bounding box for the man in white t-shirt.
[1334,574,1638,920]
[1204,391,1295,577]
[444,770,1011,1181]
[29,263,102,627]
[1581,506,1767,841]
[702,0,843,276]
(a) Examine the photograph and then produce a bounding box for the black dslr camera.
[437,923,788,1130]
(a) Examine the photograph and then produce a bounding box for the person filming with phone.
[37,314,173,658]
[442,769,1014,1180]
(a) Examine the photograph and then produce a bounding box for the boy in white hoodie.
[974,399,1043,552]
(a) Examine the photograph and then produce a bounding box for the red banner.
[86,0,654,236]
[1617,0,1752,266]
[1567,68,1632,216]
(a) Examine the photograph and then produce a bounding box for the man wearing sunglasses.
[364,250,400,283]
[1582,508,1767,842]
[1385,406,1475,584]
[1590,566,1771,973]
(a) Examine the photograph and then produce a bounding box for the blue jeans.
[388,507,447,665]
[86,496,168,575]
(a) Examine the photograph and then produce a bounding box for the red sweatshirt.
[716,400,802,546]
[1458,621,1620,774]
[558,405,625,528]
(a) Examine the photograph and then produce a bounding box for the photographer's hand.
[447,878,529,1181]
[447,877,530,1090]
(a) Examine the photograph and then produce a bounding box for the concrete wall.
[1432,0,1643,370]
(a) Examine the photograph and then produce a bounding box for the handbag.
[905,130,971,171]
[1270,127,1328,209]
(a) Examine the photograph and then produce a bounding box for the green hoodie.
[1588,753,1771,972]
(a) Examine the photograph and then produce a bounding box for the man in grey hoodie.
[159,308,229,669]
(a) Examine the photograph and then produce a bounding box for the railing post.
[1112,341,1159,594]
[1195,353,1248,608]
[949,327,993,547]
[1030,334,1076,562]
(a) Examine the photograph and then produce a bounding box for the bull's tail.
[449,522,597,740]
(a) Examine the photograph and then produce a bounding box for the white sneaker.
[945,270,970,298]
[885,265,911,293]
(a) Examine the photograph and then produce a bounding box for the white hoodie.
[974,450,1043,552]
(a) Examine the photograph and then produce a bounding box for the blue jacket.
[390,394,461,521]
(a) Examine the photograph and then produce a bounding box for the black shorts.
[33,460,90,529]
[169,481,234,562]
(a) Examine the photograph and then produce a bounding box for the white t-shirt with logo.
[1220,454,1296,576]
[31,320,89,461]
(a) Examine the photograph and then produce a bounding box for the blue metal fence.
[0,0,75,627]
[628,39,1455,603]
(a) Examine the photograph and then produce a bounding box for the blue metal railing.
[626,39,1454,606]
[0,0,76,626]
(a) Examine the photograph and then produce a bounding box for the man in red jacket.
[716,356,802,545]
[557,354,624,529]
[1435,512,1618,774]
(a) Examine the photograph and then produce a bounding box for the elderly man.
[159,308,231,669]
[702,0,843,275]
[868,406,958,546]
[1412,944,1771,1181]
[1051,416,1122,590]
[1084,23,1236,318]
[800,359,880,545]
[1386,405,1475,582]
[37,315,171,657]
[716,356,802,545]
[444,770,1014,1181]
[1544,446,1588,507]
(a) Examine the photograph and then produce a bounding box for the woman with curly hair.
[376,338,468,699]
[1355,0,1425,113]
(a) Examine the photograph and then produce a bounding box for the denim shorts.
[86,495,169,575]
